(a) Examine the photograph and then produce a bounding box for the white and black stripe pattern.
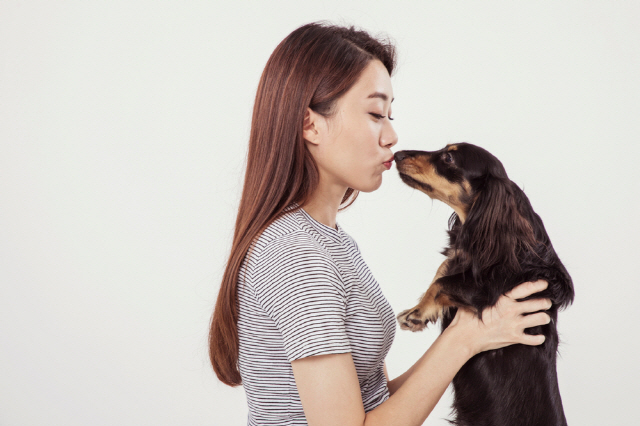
[237,205,396,425]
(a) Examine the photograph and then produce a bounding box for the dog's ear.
[461,176,537,280]
[528,212,575,309]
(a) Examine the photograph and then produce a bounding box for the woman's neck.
[302,180,347,230]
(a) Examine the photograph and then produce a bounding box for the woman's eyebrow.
[367,92,394,102]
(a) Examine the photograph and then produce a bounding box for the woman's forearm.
[386,360,415,396]
[385,356,418,395]
[366,326,473,426]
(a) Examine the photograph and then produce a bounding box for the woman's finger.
[519,333,546,346]
[505,280,548,300]
[520,311,552,329]
[515,298,552,315]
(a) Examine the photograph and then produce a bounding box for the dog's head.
[395,142,538,273]
[394,143,509,222]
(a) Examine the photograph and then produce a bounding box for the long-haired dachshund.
[394,143,574,426]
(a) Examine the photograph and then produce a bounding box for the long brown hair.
[209,22,396,387]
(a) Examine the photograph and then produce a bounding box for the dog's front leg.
[397,260,455,332]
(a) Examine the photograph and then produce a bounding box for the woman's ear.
[302,107,323,145]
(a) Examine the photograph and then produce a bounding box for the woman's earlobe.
[303,108,321,145]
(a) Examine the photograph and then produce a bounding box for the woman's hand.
[447,279,552,357]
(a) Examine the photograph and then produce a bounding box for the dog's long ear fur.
[459,176,538,281]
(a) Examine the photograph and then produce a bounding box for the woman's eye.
[369,113,393,121]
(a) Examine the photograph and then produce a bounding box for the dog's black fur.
[395,143,574,426]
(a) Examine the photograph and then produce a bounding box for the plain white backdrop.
[1,1,639,425]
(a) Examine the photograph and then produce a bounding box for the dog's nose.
[394,151,408,162]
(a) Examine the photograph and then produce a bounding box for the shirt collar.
[290,203,343,242]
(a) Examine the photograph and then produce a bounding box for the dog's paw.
[397,308,429,332]
[397,304,443,332]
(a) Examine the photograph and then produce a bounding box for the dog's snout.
[394,151,408,162]
[395,150,428,163]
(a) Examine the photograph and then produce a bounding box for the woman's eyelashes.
[369,112,394,121]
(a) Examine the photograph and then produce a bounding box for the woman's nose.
[381,122,398,148]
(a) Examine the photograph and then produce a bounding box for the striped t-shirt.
[237,205,396,425]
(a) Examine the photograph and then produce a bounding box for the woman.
[210,22,551,426]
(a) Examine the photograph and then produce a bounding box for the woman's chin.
[355,177,383,193]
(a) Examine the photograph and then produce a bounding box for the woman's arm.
[385,360,413,396]
[291,280,551,426]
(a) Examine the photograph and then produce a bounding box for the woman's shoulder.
[247,207,334,267]
[241,209,345,296]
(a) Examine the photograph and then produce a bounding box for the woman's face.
[305,59,398,193]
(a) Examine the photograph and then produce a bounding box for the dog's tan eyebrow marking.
[447,144,458,151]
[367,92,395,102]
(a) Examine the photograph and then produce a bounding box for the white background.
[1,1,639,425]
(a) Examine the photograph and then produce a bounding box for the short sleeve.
[250,233,351,362]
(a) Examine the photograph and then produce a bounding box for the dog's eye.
[443,152,454,164]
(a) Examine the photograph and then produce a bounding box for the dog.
[394,143,574,426]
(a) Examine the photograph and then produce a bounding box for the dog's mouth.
[399,172,434,193]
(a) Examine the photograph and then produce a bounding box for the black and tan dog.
[395,143,574,426]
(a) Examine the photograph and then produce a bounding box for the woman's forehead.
[349,60,394,102]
